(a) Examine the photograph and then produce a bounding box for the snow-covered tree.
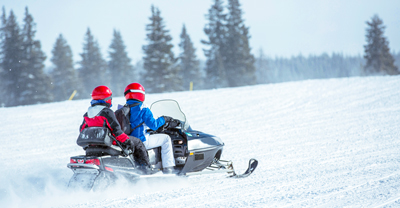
[0,8,52,107]
[142,5,181,93]
[225,0,256,87]
[394,51,400,70]
[51,34,82,101]
[20,7,53,105]
[0,8,24,106]
[108,29,135,96]
[255,48,269,84]
[78,28,108,98]
[178,24,202,90]
[202,0,228,89]
[363,15,398,75]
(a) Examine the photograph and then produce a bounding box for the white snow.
[1,76,400,208]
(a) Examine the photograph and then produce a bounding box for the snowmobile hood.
[87,105,106,118]
[186,131,224,151]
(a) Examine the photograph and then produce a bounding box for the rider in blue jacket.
[115,83,178,174]
[126,99,165,143]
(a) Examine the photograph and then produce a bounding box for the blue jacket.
[127,100,165,142]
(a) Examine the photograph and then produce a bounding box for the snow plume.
[0,164,190,208]
[70,176,191,208]
[0,164,70,208]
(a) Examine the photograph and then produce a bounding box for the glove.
[167,119,181,128]
[122,139,132,149]
[162,116,180,129]
[163,116,173,123]
[162,116,172,128]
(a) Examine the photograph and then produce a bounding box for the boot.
[138,164,154,175]
[162,166,179,175]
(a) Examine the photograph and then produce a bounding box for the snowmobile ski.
[229,158,258,178]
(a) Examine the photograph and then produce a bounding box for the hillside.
[1,76,400,207]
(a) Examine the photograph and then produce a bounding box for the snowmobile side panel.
[179,144,224,174]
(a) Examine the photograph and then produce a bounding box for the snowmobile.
[67,99,258,190]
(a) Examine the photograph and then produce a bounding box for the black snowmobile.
[67,99,258,190]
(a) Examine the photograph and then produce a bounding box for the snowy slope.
[1,76,400,208]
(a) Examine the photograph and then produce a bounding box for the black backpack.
[115,103,144,135]
[115,104,132,135]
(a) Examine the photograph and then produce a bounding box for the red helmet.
[124,83,145,102]
[91,85,112,106]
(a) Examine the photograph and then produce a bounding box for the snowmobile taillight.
[105,166,114,172]
[85,159,100,166]
[70,158,77,163]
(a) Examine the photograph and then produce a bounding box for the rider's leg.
[143,134,175,168]
[128,136,150,166]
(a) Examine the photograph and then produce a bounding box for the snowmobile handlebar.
[157,118,182,133]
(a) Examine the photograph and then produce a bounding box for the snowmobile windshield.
[150,99,189,131]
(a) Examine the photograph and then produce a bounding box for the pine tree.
[225,0,256,87]
[0,7,7,106]
[363,15,398,75]
[108,29,135,96]
[142,5,181,93]
[202,0,228,89]
[0,10,26,106]
[0,7,5,41]
[255,48,269,84]
[51,34,82,101]
[78,28,108,98]
[394,51,400,69]
[20,7,53,105]
[178,24,202,90]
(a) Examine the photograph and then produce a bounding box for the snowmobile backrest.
[77,127,113,147]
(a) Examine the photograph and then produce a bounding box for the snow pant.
[143,134,176,168]
[126,136,150,166]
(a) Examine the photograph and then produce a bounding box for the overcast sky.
[2,0,400,67]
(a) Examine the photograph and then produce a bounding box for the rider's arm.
[79,113,88,131]
[142,108,165,130]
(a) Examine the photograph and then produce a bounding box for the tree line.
[0,1,399,107]
[255,14,399,84]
